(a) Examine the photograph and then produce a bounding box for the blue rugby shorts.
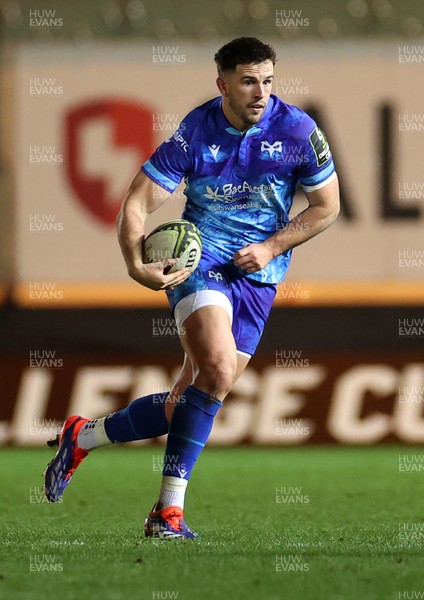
[166,246,276,357]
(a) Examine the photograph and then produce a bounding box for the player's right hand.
[128,259,191,291]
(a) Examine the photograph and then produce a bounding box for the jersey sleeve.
[297,118,336,192]
[141,116,195,193]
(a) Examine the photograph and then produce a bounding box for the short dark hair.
[214,37,276,74]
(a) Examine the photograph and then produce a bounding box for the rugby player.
[44,37,339,539]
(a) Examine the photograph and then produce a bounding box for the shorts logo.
[260,140,283,159]
[309,127,331,167]
[208,270,223,282]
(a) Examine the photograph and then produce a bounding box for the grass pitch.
[0,446,423,600]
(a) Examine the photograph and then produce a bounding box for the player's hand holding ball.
[130,258,190,291]
[139,219,202,290]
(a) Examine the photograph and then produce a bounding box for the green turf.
[1,446,423,600]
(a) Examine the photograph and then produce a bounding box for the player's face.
[217,61,274,131]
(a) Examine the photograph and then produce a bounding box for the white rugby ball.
[142,219,202,274]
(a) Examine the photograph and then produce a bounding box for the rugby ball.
[142,219,202,274]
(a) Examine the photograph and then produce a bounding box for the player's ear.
[216,76,228,97]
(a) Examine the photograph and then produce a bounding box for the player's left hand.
[233,242,275,274]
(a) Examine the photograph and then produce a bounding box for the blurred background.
[0,0,423,446]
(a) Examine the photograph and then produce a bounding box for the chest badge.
[260,140,283,159]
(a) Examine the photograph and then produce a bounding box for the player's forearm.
[117,197,147,275]
[266,203,338,258]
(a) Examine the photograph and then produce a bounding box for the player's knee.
[195,356,236,399]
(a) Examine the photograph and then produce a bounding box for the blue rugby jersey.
[142,94,336,284]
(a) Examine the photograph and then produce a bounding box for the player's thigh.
[180,304,237,394]
[181,305,235,365]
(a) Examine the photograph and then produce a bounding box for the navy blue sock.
[104,392,169,443]
[162,385,222,480]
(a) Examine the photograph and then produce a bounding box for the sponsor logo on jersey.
[204,181,276,204]
[166,128,189,152]
[260,139,283,159]
[309,127,331,167]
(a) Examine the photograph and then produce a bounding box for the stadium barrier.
[1,306,423,446]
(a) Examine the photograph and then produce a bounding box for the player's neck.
[221,101,254,133]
